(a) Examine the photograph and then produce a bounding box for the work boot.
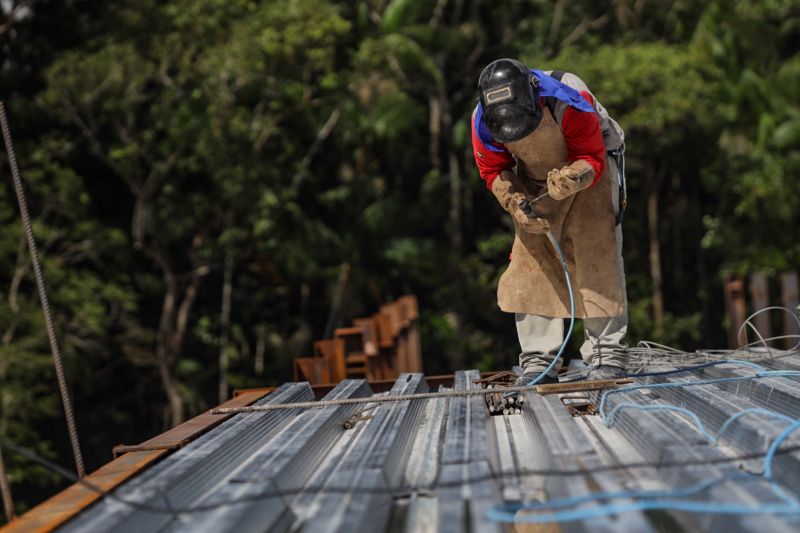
[513,371,559,387]
[586,365,625,381]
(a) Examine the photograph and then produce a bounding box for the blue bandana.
[473,69,595,152]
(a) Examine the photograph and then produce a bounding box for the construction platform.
[7,354,800,532]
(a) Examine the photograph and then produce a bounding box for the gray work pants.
[516,157,628,375]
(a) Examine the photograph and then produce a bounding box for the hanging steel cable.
[0,442,14,522]
[0,101,85,479]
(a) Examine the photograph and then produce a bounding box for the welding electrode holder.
[518,199,535,218]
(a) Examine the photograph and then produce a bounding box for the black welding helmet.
[478,59,542,143]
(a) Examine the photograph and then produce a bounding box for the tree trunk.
[323,262,351,339]
[155,268,184,426]
[428,94,442,172]
[648,176,664,338]
[153,246,209,427]
[218,251,233,404]
[254,325,266,377]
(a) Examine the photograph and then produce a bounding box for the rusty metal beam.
[1,450,167,533]
[6,389,272,533]
[534,378,634,395]
[111,389,269,457]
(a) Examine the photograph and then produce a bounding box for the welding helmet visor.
[478,59,542,143]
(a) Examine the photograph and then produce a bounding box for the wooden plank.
[748,271,771,343]
[781,271,800,349]
[724,272,747,349]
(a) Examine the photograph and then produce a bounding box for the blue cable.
[487,412,800,524]
[491,471,756,513]
[598,370,800,420]
[516,230,574,386]
[764,420,800,480]
[488,499,800,524]
[717,408,795,445]
[621,359,771,378]
[764,420,800,505]
[603,403,715,441]
[487,374,800,524]
[599,375,752,420]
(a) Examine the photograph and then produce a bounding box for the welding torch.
[518,189,550,218]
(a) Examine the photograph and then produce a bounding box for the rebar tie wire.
[211,378,634,415]
[0,102,85,479]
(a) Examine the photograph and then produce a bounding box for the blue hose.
[488,372,800,524]
[519,229,574,386]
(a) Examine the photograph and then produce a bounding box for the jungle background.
[1,0,798,515]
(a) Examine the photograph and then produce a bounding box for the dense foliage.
[1,0,798,514]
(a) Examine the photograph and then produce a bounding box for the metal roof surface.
[59,356,800,532]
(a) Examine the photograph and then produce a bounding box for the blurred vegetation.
[0,0,798,515]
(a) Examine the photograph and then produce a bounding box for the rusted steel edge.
[3,389,271,533]
[1,450,168,533]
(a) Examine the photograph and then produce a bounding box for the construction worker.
[470,58,628,384]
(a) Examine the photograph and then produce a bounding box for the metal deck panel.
[44,358,800,533]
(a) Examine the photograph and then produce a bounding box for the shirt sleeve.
[470,110,514,189]
[560,90,606,186]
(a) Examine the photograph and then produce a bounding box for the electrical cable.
[621,359,769,378]
[489,498,800,524]
[598,369,800,420]
[559,359,773,384]
[0,101,85,479]
[489,410,800,523]
[521,229,575,385]
[486,369,800,524]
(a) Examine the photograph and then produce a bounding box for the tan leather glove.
[546,159,594,201]
[491,171,551,235]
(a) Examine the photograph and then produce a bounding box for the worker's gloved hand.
[546,159,594,201]
[511,206,550,234]
[491,171,550,235]
[491,171,526,211]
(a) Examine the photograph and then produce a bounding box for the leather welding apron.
[498,108,623,318]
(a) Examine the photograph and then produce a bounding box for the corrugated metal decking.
[58,356,800,532]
